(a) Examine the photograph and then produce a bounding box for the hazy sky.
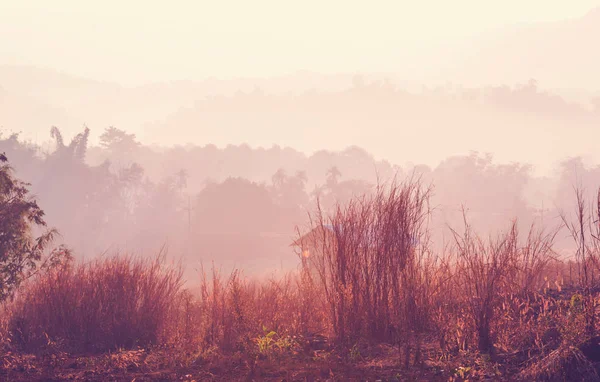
[1,1,598,85]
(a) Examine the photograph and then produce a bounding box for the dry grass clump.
[7,254,183,353]
[297,177,439,367]
[176,265,326,357]
[518,344,600,382]
[3,253,323,363]
[293,177,580,371]
[448,219,559,354]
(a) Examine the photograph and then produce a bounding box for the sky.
[1,1,599,85]
[2,0,600,177]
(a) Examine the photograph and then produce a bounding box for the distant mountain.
[3,19,600,173]
[0,86,73,139]
[0,64,410,146]
[0,65,120,140]
[0,65,367,141]
[442,7,600,90]
[142,83,600,176]
[0,64,118,97]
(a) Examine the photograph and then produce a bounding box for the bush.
[8,254,182,353]
[192,265,323,354]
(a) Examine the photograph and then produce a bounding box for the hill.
[443,7,600,90]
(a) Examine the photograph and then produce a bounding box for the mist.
[7,3,600,380]
[2,2,600,278]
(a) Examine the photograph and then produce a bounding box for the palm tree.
[49,126,90,163]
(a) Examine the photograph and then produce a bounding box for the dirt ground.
[1,343,491,382]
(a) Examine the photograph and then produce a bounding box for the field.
[3,179,600,381]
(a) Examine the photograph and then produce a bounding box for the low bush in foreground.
[7,255,183,353]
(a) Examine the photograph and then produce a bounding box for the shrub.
[298,177,433,354]
[8,254,182,353]
[194,265,322,355]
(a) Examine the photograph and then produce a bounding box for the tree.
[326,166,341,189]
[0,153,71,301]
[175,169,188,195]
[50,126,90,163]
[314,167,373,212]
[271,168,287,190]
[195,177,277,234]
[270,169,309,210]
[99,127,139,155]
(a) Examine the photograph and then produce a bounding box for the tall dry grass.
[3,256,324,358]
[296,177,571,362]
[186,264,326,354]
[297,177,440,365]
[449,217,558,354]
[3,181,600,380]
[8,254,183,353]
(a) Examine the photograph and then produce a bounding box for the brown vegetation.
[8,254,182,353]
[3,177,600,380]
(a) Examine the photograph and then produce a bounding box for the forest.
[3,123,600,380]
[2,124,599,277]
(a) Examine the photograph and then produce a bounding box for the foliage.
[8,254,182,353]
[4,126,600,379]
[300,177,433,348]
[99,126,139,155]
[0,153,71,301]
